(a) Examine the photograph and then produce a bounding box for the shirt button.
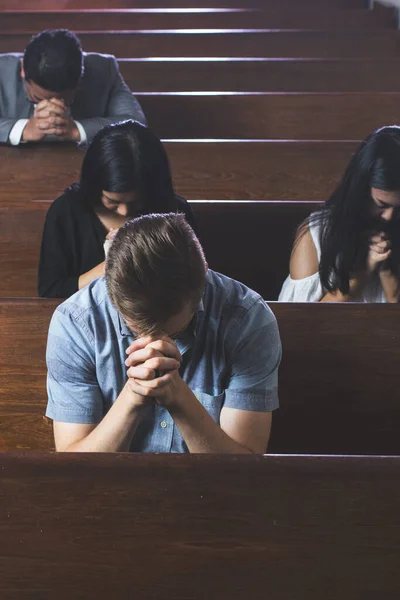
[160,421,168,429]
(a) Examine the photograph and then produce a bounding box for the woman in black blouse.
[38,120,198,298]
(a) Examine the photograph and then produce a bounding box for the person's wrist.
[164,379,193,413]
[379,264,392,276]
[366,259,378,275]
[71,122,81,142]
[21,121,34,141]
[123,380,150,411]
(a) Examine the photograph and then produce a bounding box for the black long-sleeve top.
[38,184,199,298]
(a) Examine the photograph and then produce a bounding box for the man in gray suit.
[0,29,146,146]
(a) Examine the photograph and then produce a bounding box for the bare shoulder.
[289,224,319,280]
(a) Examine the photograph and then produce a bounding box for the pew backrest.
[0,453,398,599]
[0,200,316,299]
[1,301,400,455]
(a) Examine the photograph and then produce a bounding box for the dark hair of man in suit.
[106,213,207,337]
[23,29,84,93]
[78,120,179,217]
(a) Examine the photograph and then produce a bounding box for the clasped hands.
[367,232,392,274]
[125,335,184,408]
[22,98,80,142]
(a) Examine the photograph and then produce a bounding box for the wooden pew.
[1,300,400,456]
[0,201,315,298]
[0,453,399,600]
[0,7,393,31]
[0,0,371,10]
[140,92,400,140]
[269,303,400,455]
[2,30,400,59]
[0,141,359,201]
[118,58,400,93]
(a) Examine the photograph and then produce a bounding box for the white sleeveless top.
[279,216,387,303]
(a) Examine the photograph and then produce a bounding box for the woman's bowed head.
[280,126,400,303]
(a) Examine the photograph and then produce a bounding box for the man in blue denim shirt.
[46,213,281,453]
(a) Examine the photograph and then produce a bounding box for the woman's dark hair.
[23,29,83,92]
[79,120,178,214]
[303,125,400,294]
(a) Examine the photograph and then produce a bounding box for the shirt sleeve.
[8,119,29,145]
[45,305,105,424]
[74,120,87,145]
[278,273,323,302]
[38,195,80,298]
[224,298,281,412]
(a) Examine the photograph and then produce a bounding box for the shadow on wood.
[0,141,357,201]
[0,201,316,298]
[0,6,393,30]
[270,302,400,455]
[118,58,400,92]
[2,30,400,58]
[140,92,400,140]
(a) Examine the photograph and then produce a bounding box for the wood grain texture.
[0,453,399,599]
[0,201,316,297]
[2,30,400,59]
[141,92,400,140]
[0,0,368,8]
[118,58,400,92]
[2,301,400,455]
[270,303,400,455]
[0,8,392,31]
[0,141,357,201]
[0,299,56,451]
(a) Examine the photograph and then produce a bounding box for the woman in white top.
[280,126,400,303]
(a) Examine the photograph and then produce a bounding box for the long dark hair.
[78,120,178,213]
[304,126,400,294]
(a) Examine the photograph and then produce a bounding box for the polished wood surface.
[118,58,400,93]
[0,299,55,451]
[0,8,392,31]
[2,301,400,455]
[140,92,400,140]
[0,142,356,201]
[270,303,400,455]
[0,453,399,599]
[0,201,316,298]
[0,0,370,8]
[2,30,400,59]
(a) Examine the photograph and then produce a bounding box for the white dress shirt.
[9,117,86,145]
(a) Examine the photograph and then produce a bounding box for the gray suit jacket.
[0,52,147,145]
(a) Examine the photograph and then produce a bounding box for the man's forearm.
[167,388,252,454]
[63,385,145,452]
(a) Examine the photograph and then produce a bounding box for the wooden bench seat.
[0,0,371,10]
[0,141,357,201]
[140,92,400,140]
[0,200,315,298]
[118,58,400,93]
[2,30,400,59]
[0,453,398,599]
[1,301,400,455]
[1,92,395,140]
[0,7,393,31]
